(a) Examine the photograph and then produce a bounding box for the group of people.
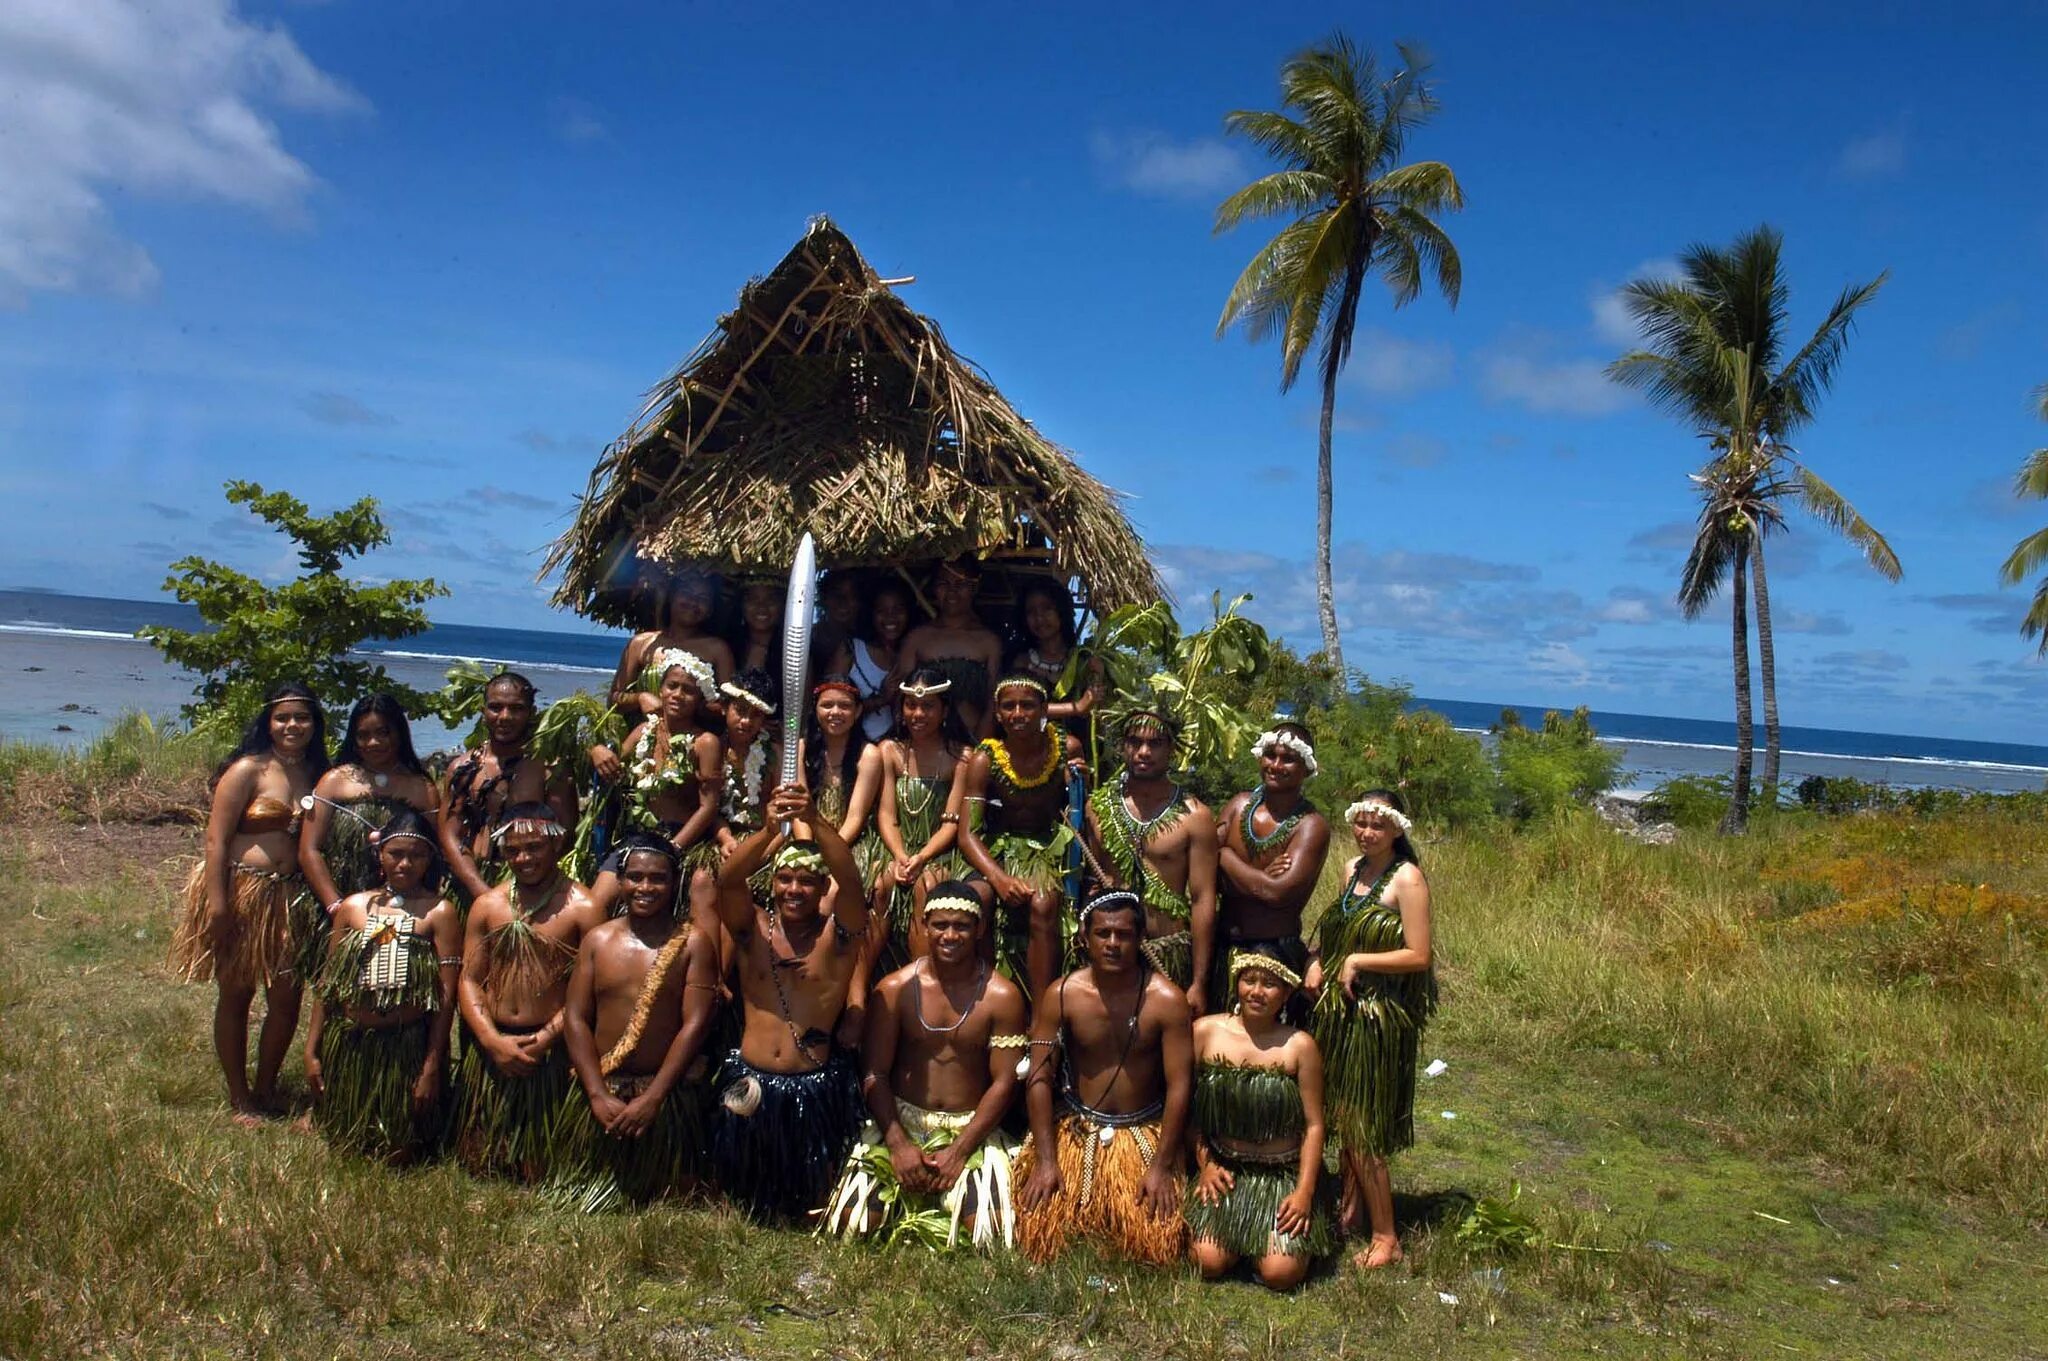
[170,559,1437,1283]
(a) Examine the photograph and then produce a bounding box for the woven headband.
[1343,799,1413,834]
[922,890,983,920]
[995,675,1048,698]
[371,828,434,848]
[491,816,566,843]
[1251,728,1319,776]
[721,681,775,714]
[1230,949,1303,991]
[772,842,828,876]
[1078,888,1141,928]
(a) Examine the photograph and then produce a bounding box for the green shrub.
[1492,706,1621,821]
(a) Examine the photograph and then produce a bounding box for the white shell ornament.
[721,1075,763,1117]
[1098,1125,1116,1145]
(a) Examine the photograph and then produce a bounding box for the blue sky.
[2,0,2045,742]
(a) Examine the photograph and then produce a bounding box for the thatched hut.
[544,217,1163,629]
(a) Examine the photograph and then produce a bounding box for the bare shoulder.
[1392,861,1429,893]
[1191,1012,1225,1045]
[873,961,919,1001]
[583,916,628,948]
[984,969,1028,1013]
[313,764,356,797]
[469,884,513,926]
[1144,972,1194,1021]
[1286,1028,1321,1063]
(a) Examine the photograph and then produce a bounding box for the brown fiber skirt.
[170,860,303,990]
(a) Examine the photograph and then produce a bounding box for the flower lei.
[722,740,771,827]
[626,724,698,829]
[982,723,1064,791]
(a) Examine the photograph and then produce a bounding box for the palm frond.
[1772,272,1888,435]
[1213,170,1334,232]
[1216,214,1323,351]
[1998,526,2048,588]
[1219,108,1321,170]
[1790,465,1900,581]
[1369,160,1465,217]
[2011,446,2048,502]
[1678,510,1742,618]
[2023,577,2048,653]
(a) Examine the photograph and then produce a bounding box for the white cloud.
[1836,128,1907,180]
[1090,131,1248,198]
[0,0,363,302]
[550,97,606,144]
[1590,258,1682,345]
[1347,328,1455,397]
[1478,349,1631,416]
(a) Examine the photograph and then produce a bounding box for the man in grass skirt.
[819,881,1030,1248]
[302,810,463,1161]
[553,835,723,1211]
[453,804,607,1180]
[1209,717,1330,1019]
[1015,888,1193,1265]
[708,784,872,1222]
[1083,698,1219,1008]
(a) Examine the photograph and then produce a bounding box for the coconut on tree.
[1609,226,1898,830]
[1214,33,1463,677]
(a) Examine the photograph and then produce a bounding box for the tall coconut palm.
[1214,34,1463,675]
[1997,385,2048,648]
[1610,227,1899,826]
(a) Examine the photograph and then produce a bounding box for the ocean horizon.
[5,588,2044,795]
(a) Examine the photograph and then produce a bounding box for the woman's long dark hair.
[804,677,872,794]
[213,682,330,789]
[1007,576,1080,661]
[336,693,427,777]
[891,665,972,751]
[1354,787,1421,868]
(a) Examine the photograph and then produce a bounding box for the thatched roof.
[544,217,1164,627]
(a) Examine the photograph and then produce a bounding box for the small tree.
[141,481,448,733]
[1492,706,1622,821]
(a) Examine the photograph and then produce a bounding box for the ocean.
[4,589,2044,795]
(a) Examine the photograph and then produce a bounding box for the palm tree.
[1610,227,1899,828]
[1214,34,1463,675]
[1997,385,2048,647]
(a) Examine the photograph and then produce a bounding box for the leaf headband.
[1230,949,1303,991]
[720,680,776,715]
[1343,798,1413,833]
[491,816,566,843]
[771,842,828,876]
[1251,728,1319,776]
[922,889,983,920]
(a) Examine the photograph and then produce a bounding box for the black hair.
[1008,576,1080,657]
[726,666,780,719]
[373,807,444,888]
[495,800,566,839]
[1353,787,1421,868]
[213,682,330,790]
[892,664,973,751]
[804,675,871,793]
[485,671,538,704]
[859,576,923,642]
[729,580,785,673]
[336,693,427,777]
[613,834,683,911]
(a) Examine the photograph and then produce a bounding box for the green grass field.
[3,743,2044,1358]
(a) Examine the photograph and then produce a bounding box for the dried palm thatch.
[544,217,1164,627]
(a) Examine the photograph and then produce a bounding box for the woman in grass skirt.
[171,683,327,1124]
[1307,788,1436,1270]
[871,667,972,969]
[303,810,461,1160]
[1186,951,1332,1290]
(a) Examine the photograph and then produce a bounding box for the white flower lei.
[722,740,771,826]
[630,724,697,794]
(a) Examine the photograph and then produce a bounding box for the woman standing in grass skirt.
[297,694,440,980]
[1307,789,1436,1269]
[1186,952,1331,1291]
[171,683,327,1124]
[871,668,972,969]
[302,810,461,1160]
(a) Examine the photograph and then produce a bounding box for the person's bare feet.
[229,1102,267,1129]
[1352,1235,1402,1270]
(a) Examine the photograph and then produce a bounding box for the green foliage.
[1091,592,1272,793]
[1493,707,1623,822]
[1640,774,1740,830]
[1454,1182,1542,1256]
[140,482,447,735]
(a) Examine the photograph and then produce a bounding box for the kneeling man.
[821,881,1029,1248]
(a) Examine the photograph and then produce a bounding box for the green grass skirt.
[452,1031,573,1182]
[1183,1150,1335,1259]
[546,1073,710,1213]
[313,1016,449,1161]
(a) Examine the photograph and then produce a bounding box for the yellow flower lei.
[982,724,1065,790]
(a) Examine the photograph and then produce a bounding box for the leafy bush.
[141,481,447,736]
[1492,706,1622,821]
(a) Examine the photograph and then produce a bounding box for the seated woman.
[1007,577,1105,766]
[714,668,781,860]
[587,650,724,941]
[171,682,327,1124]
[1186,951,1331,1291]
[298,693,441,978]
[849,578,918,743]
[302,810,462,1161]
[871,666,973,970]
[731,578,785,677]
[605,569,734,719]
[802,676,887,899]
[886,558,1003,739]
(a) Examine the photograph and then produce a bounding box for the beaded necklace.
[1241,790,1312,857]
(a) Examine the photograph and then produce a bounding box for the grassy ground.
[2,737,2044,1358]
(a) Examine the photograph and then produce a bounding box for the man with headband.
[1210,717,1330,1018]
[957,673,1074,997]
[453,802,607,1180]
[1083,700,1220,1007]
[820,880,1029,1248]
[709,783,873,1221]
[553,835,723,1210]
[1015,886,1192,1264]
[441,672,578,907]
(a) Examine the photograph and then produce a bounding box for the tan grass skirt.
[170,860,303,990]
[1015,1107,1186,1265]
